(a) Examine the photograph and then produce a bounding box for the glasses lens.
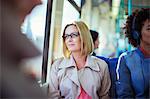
[71,32,79,38]
[63,32,79,40]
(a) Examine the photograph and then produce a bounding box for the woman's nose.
[68,36,73,42]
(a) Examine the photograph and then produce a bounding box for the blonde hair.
[62,21,94,58]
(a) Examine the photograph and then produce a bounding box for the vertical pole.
[41,0,53,84]
[128,0,132,51]
[80,0,86,18]
[128,0,132,15]
[116,18,120,57]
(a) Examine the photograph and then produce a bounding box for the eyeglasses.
[62,32,79,40]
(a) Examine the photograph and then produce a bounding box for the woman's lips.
[68,44,75,47]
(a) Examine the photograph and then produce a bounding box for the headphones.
[131,16,140,45]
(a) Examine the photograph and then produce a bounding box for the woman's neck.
[72,52,87,70]
[140,42,150,58]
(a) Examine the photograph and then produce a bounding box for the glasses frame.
[62,32,80,40]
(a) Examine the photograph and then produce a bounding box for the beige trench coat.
[48,55,111,99]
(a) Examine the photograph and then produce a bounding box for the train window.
[21,0,48,81]
[44,0,82,84]
[21,0,81,84]
[61,0,81,29]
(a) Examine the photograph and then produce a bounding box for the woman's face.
[141,19,150,46]
[64,25,81,53]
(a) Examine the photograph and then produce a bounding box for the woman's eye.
[71,34,77,37]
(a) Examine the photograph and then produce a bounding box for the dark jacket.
[96,56,118,98]
[116,48,150,98]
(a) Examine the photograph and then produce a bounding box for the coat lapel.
[58,55,80,87]
[67,68,80,87]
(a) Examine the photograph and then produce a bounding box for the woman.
[116,8,150,98]
[48,21,111,99]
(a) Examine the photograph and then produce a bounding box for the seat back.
[96,56,118,98]
[108,58,118,98]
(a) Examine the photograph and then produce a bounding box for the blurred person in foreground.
[116,8,150,98]
[48,21,111,99]
[1,0,48,98]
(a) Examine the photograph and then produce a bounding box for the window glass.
[21,0,48,80]
[61,0,81,30]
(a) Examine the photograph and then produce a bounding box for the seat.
[96,56,118,98]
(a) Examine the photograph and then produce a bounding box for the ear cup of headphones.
[132,30,140,40]
[132,17,140,45]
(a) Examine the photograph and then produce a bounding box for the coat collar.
[59,54,100,71]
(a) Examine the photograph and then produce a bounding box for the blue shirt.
[116,48,150,98]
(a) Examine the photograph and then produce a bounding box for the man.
[1,0,48,98]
